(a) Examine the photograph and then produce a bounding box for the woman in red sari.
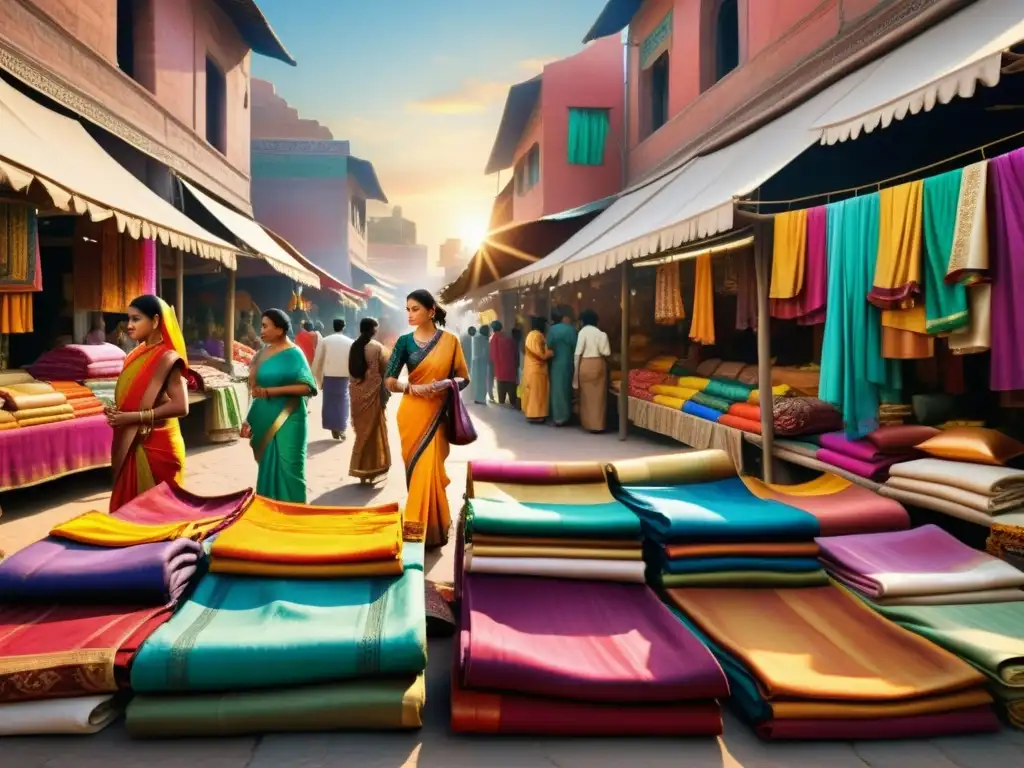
[105,295,190,512]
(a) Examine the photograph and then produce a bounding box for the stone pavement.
[2,397,1023,767]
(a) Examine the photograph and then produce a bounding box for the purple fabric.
[815,524,1013,597]
[141,239,158,294]
[469,460,605,486]
[0,537,201,605]
[819,432,887,463]
[758,706,1000,740]
[816,448,905,481]
[770,206,828,325]
[0,414,111,493]
[459,574,729,703]
[989,147,1024,390]
[29,344,126,380]
[113,481,254,531]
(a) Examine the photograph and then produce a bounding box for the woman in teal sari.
[546,306,577,426]
[241,309,317,503]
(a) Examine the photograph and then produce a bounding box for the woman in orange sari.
[105,295,190,512]
[385,289,469,549]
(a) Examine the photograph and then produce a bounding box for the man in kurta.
[546,307,578,426]
[489,321,517,407]
[311,318,353,440]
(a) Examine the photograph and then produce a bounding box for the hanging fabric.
[988,147,1024,391]
[73,218,155,312]
[771,206,827,325]
[768,209,807,301]
[734,248,757,331]
[947,160,991,355]
[922,169,968,335]
[0,204,41,293]
[688,255,715,345]
[819,193,901,439]
[654,261,686,325]
[567,108,610,166]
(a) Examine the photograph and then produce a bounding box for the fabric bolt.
[655,570,830,588]
[0,695,121,736]
[879,484,1024,529]
[886,475,1024,514]
[683,399,722,423]
[469,534,636,549]
[126,676,425,737]
[665,541,819,559]
[470,480,615,506]
[460,574,729,703]
[0,413,111,492]
[773,397,843,437]
[653,395,685,410]
[469,459,605,486]
[704,379,752,402]
[12,403,74,421]
[691,392,731,413]
[989,148,1024,389]
[718,414,761,433]
[769,209,808,300]
[0,537,201,605]
[605,449,736,487]
[817,524,1024,600]
[816,447,904,482]
[0,603,170,702]
[922,168,969,334]
[465,497,641,540]
[689,254,715,345]
[464,552,645,583]
[130,542,427,693]
[469,544,642,560]
[450,676,722,736]
[659,555,822,575]
[867,424,940,454]
[818,432,889,463]
[889,458,1024,499]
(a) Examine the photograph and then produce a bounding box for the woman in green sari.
[241,309,317,503]
[546,306,577,427]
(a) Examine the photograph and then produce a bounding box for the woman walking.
[241,309,317,503]
[385,290,469,548]
[521,316,553,423]
[574,309,612,432]
[348,317,391,485]
[106,295,190,512]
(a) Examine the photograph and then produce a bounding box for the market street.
[2,399,1023,768]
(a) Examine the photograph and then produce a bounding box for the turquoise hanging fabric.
[567,108,610,166]
[922,169,969,335]
[819,193,902,438]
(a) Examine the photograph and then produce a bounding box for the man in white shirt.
[312,319,354,440]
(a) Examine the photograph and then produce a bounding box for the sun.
[458,218,489,251]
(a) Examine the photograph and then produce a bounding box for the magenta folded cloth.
[816,524,1024,598]
[113,481,254,532]
[0,414,111,492]
[758,706,1000,740]
[816,448,905,482]
[469,460,606,486]
[770,205,828,326]
[459,574,729,703]
[819,432,888,463]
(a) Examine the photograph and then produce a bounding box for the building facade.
[368,206,417,246]
[250,78,388,286]
[439,237,469,284]
[484,35,625,227]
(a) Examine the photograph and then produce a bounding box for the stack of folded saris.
[463,460,645,583]
[453,459,730,736]
[49,380,106,418]
[84,378,116,407]
[28,342,125,381]
[816,431,914,482]
[882,458,1024,528]
[665,585,1001,739]
[125,497,427,738]
[0,381,74,427]
[0,482,251,737]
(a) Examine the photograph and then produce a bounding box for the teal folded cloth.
[661,556,823,575]
[130,543,427,693]
[705,379,754,403]
[691,392,731,413]
[466,498,641,540]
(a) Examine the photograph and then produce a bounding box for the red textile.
[756,706,1000,740]
[450,676,723,736]
[489,331,517,382]
[0,603,170,702]
[295,331,318,365]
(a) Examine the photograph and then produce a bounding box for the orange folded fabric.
[73,405,105,418]
[71,396,104,411]
[728,402,761,421]
[719,414,762,434]
[665,542,820,559]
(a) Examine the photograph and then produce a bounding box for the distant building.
[368,242,431,292]
[368,207,417,246]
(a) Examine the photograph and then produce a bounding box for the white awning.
[0,76,237,267]
[180,179,319,287]
[813,0,1024,145]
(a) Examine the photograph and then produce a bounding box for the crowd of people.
[459,306,612,433]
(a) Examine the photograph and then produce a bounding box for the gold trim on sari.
[252,397,300,463]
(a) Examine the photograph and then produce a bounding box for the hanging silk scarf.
[947,161,991,355]
[922,169,968,335]
[654,261,686,325]
[688,255,715,345]
[819,194,901,439]
[771,206,827,325]
[769,209,807,301]
[876,181,933,360]
[735,248,757,331]
[988,147,1024,391]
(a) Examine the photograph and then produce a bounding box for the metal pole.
[174,249,184,321]
[618,263,630,441]
[753,221,775,483]
[224,269,237,376]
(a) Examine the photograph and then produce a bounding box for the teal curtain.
[567,108,610,166]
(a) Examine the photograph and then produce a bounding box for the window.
[514,144,540,195]
[644,52,670,136]
[116,0,136,79]
[567,108,610,166]
[715,0,740,81]
[205,57,227,154]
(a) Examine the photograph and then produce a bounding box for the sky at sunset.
[252,0,607,271]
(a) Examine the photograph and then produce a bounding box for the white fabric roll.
[0,695,121,735]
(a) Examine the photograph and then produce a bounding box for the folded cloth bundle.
[718,414,762,434]
[0,383,67,411]
[71,396,105,417]
[773,397,843,436]
[0,696,122,736]
[0,537,202,605]
[0,411,17,430]
[28,343,125,381]
[683,400,723,423]
[704,379,753,403]
[818,524,1024,605]
[816,448,906,482]
[48,381,94,400]
[691,392,732,413]
[12,403,75,422]
[887,458,1024,514]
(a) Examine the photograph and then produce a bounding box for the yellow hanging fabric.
[689,255,715,346]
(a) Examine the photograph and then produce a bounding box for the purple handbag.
[444,379,478,446]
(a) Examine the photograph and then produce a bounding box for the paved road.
[2,397,1023,767]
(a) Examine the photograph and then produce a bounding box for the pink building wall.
[625,0,892,183]
[508,35,624,224]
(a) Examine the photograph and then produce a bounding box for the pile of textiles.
[666,585,1000,739]
[0,381,74,427]
[28,342,125,381]
[607,450,911,589]
[645,374,757,426]
[881,458,1024,527]
[0,413,112,492]
[188,364,233,391]
[84,378,117,407]
[454,459,730,736]
[204,384,243,443]
[627,368,672,402]
[721,396,840,438]
[125,497,427,737]
[0,482,251,736]
[816,431,915,482]
[49,380,105,418]
[463,460,646,583]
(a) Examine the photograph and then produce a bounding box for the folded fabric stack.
[125,497,427,738]
[28,342,125,381]
[648,375,759,425]
[84,378,116,407]
[454,459,729,736]
[49,380,105,418]
[0,380,73,427]
[189,364,234,391]
[882,458,1024,528]
[816,432,915,482]
[879,402,913,426]
[628,368,672,402]
[665,585,1000,739]
[464,460,645,583]
[0,482,248,737]
[721,395,843,439]
[607,451,829,588]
